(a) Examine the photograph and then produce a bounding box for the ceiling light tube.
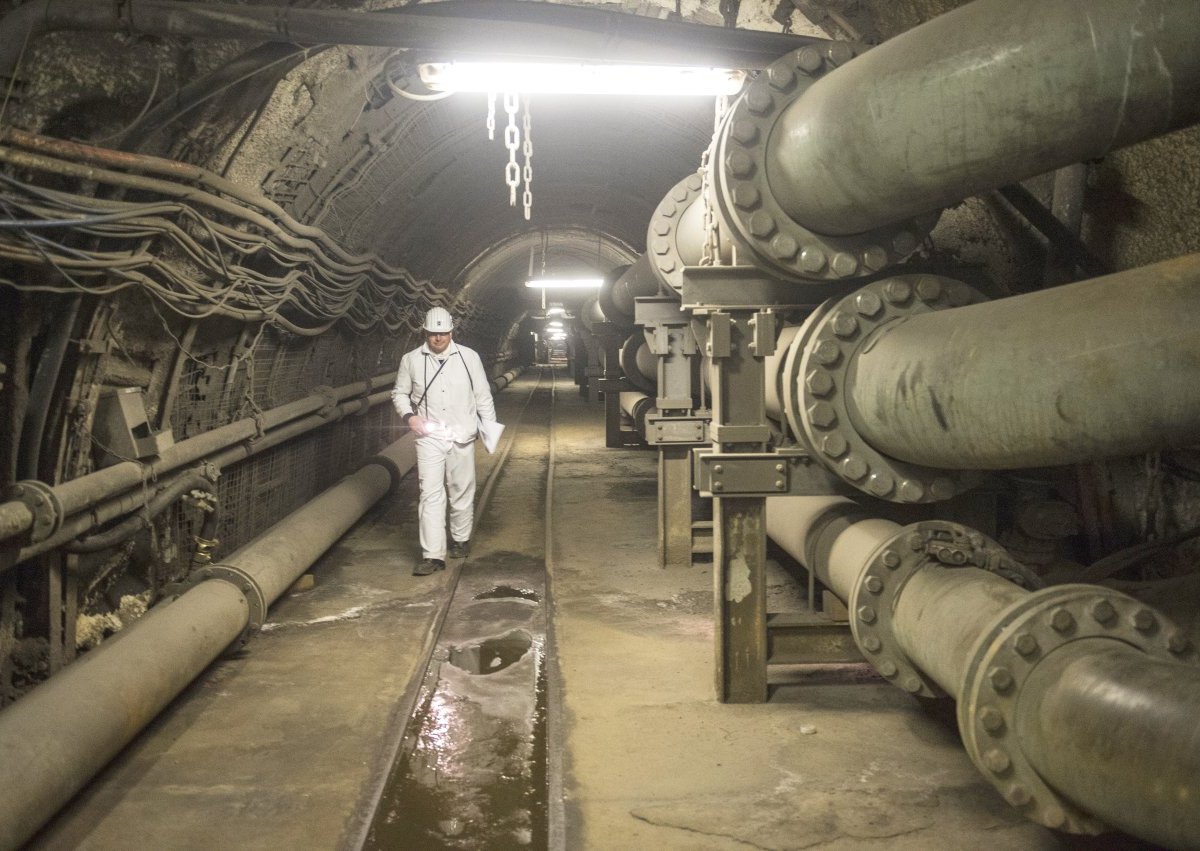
[525,278,605,289]
[420,62,745,97]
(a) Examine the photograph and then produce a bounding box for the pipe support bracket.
[711,44,937,282]
[957,583,1198,834]
[787,275,982,502]
[851,520,1038,698]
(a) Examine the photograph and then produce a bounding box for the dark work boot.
[448,539,470,559]
[413,558,446,576]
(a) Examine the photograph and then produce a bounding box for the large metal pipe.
[0,436,416,849]
[765,495,1200,845]
[846,255,1200,470]
[764,0,1200,236]
[0,0,821,78]
[1014,642,1200,847]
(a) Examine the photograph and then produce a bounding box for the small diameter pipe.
[765,0,1200,236]
[0,435,416,848]
[0,373,394,548]
[846,255,1200,470]
[1014,642,1200,848]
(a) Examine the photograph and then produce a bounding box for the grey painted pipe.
[0,0,819,77]
[1014,643,1200,848]
[765,495,1200,846]
[765,0,1200,236]
[0,436,416,848]
[604,254,661,326]
[845,254,1200,469]
[620,334,656,395]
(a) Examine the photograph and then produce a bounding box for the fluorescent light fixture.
[546,307,566,316]
[420,62,745,97]
[525,277,605,289]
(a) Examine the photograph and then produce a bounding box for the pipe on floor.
[0,436,416,850]
[761,0,1200,237]
[0,0,821,78]
[619,391,654,440]
[765,495,1200,846]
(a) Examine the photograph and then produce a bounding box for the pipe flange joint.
[787,275,983,502]
[7,480,63,544]
[195,563,267,649]
[711,47,937,283]
[850,520,1029,697]
[958,584,1198,834]
[647,171,705,293]
[314,384,339,417]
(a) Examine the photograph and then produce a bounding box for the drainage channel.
[362,369,554,850]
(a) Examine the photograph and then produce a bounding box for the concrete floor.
[30,367,1161,850]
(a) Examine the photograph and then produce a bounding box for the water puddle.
[448,630,533,675]
[474,586,541,603]
[365,601,548,849]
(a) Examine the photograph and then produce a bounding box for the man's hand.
[407,414,428,436]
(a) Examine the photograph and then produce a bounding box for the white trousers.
[416,437,477,560]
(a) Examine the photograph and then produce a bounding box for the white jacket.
[392,341,496,443]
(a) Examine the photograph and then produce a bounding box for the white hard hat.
[423,307,454,332]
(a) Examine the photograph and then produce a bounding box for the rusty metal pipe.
[0,373,394,551]
[765,0,1200,236]
[846,255,1200,470]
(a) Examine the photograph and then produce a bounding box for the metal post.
[658,447,692,567]
[637,297,707,568]
[707,310,771,703]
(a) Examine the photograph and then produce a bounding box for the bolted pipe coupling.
[166,563,266,652]
[783,274,983,502]
[957,583,1198,834]
[710,44,937,282]
[850,520,1040,698]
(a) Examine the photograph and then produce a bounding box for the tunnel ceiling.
[315,87,715,285]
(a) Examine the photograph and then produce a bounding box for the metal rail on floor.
[348,367,551,849]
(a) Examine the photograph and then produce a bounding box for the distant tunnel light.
[525,277,605,289]
[420,62,745,96]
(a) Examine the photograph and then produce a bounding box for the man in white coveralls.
[393,307,497,575]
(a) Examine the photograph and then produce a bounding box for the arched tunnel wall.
[0,0,1199,844]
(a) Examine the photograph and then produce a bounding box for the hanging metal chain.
[522,98,533,220]
[486,91,497,141]
[503,91,521,206]
[699,94,730,266]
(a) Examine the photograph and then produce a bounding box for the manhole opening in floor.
[474,585,540,602]
[448,629,533,675]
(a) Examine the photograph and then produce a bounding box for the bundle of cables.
[0,128,453,335]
